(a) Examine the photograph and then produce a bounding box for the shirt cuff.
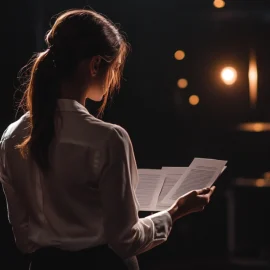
[132,211,172,256]
[148,210,172,241]
[148,211,172,241]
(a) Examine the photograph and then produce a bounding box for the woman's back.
[2,99,138,253]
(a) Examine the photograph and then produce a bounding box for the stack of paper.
[136,158,227,212]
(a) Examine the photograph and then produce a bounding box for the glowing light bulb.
[221,67,237,85]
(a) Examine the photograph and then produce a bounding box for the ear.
[90,56,102,77]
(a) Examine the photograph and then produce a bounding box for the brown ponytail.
[17,48,60,172]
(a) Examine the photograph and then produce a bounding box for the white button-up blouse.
[0,99,172,259]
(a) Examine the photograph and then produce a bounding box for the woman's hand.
[168,186,215,223]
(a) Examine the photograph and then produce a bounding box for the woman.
[0,9,215,270]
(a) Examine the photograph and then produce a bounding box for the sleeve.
[0,136,29,252]
[99,126,172,259]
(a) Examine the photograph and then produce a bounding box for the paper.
[136,159,227,212]
[162,158,227,205]
[155,167,187,211]
[136,169,166,211]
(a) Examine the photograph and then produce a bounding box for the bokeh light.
[189,95,199,106]
[253,123,264,132]
[213,0,225,8]
[174,50,185,60]
[177,78,188,89]
[221,67,237,85]
[249,50,258,109]
[238,122,270,132]
[255,179,265,187]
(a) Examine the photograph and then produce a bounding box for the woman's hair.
[16,9,129,173]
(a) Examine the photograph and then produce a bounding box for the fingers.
[196,187,211,195]
[197,186,216,196]
[198,187,216,205]
[209,186,216,195]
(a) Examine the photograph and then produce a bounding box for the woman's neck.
[59,80,86,106]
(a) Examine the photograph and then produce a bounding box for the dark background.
[1,0,270,269]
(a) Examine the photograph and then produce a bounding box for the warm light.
[221,67,237,85]
[177,78,188,89]
[189,95,199,106]
[253,123,264,132]
[213,0,225,8]
[255,179,265,187]
[263,172,270,180]
[238,122,270,132]
[174,50,185,60]
[249,50,258,109]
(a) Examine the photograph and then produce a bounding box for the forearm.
[108,210,172,258]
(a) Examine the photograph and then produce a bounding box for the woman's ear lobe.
[90,56,101,77]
